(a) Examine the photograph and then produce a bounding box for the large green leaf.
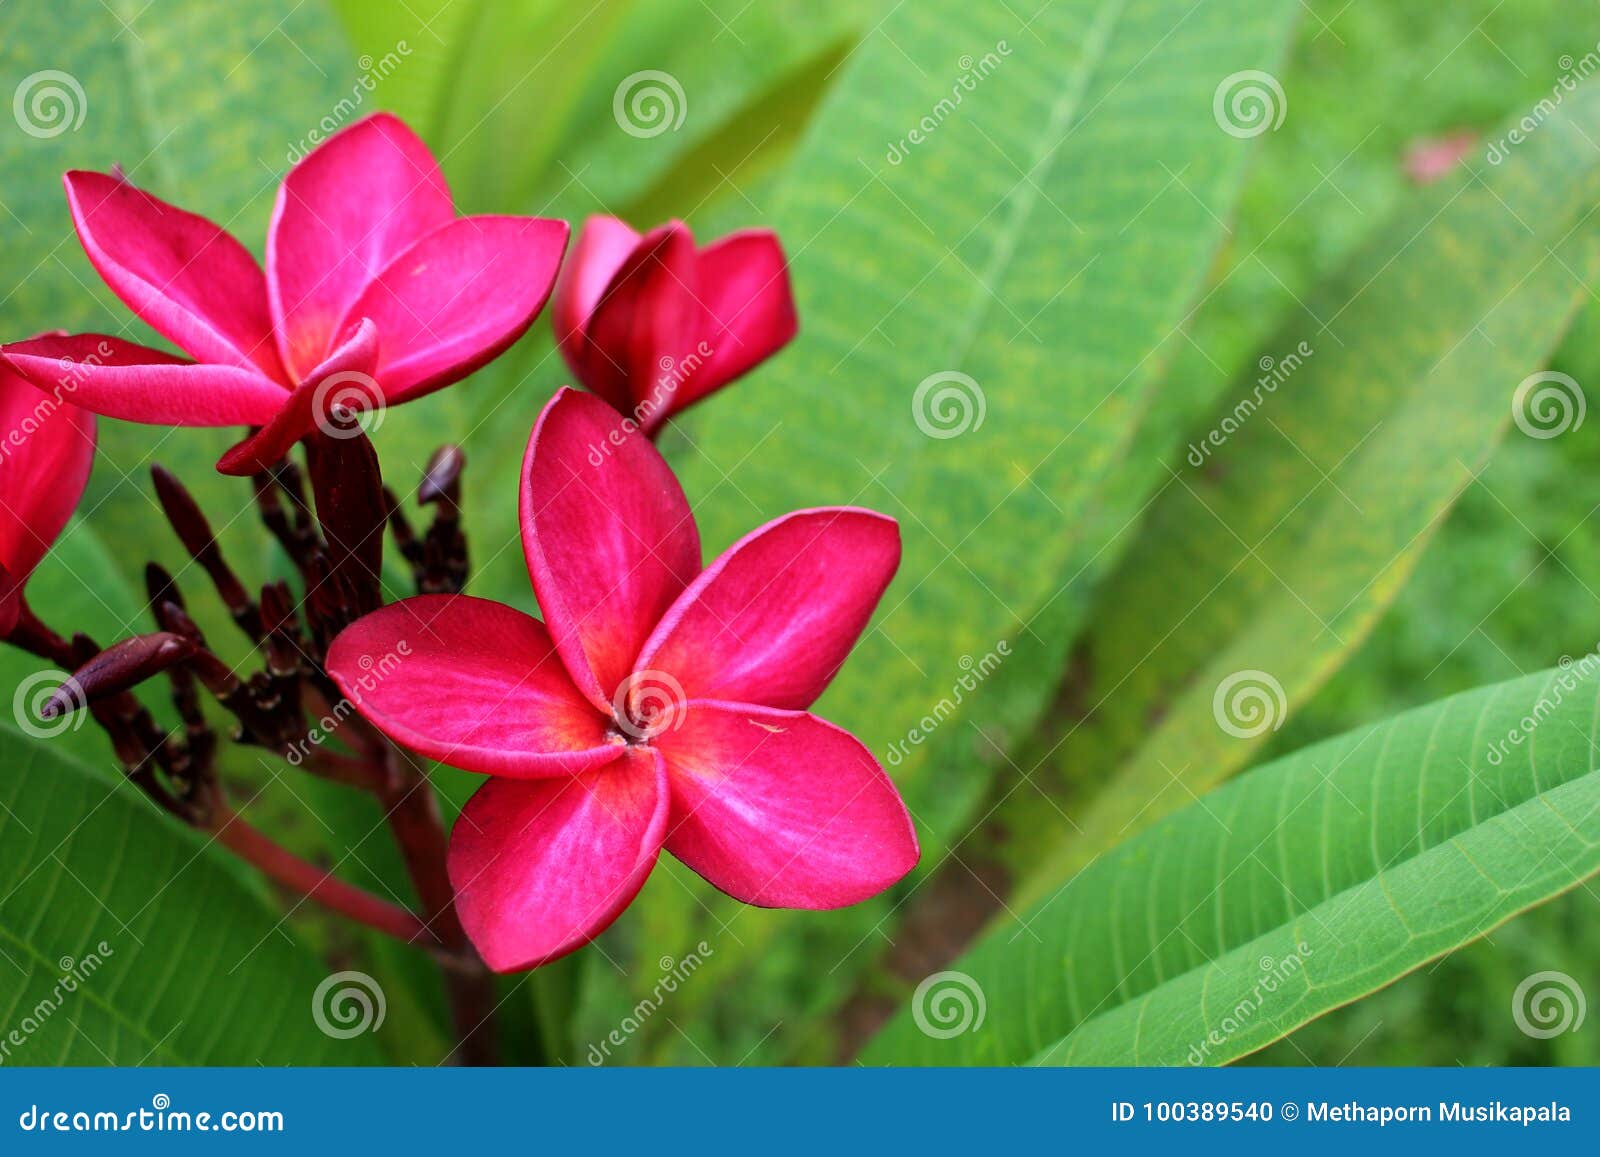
[864,662,1600,1064]
[817,0,1600,1060]
[674,0,1300,854]
[1002,79,1600,908]
[338,0,633,214]
[332,0,864,218]
[612,0,1303,1062]
[0,727,382,1064]
[519,0,865,220]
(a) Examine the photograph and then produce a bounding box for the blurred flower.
[1403,130,1477,185]
[554,216,797,435]
[0,359,95,635]
[1,113,568,475]
[327,388,915,971]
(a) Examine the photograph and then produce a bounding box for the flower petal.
[656,702,918,908]
[2,333,287,427]
[63,171,285,380]
[636,508,900,710]
[681,229,797,411]
[214,318,379,475]
[0,362,95,594]
[448,747,667,971]
[553,215,643,368]
[578,222,700,421]
[327,594,619,778]
[268,113,454,380]
[340,214,569,403]
[520,388,700,711]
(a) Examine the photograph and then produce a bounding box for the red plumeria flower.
[326,387,917,971]
[1,113,568,475]
[553,215,797,436]
[0,355,95,635]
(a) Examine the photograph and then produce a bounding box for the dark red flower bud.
[144,562,184,611]
[150,464,262,639]
[42,631,195,717]
[305,431,385,617]
[418,444,465,507]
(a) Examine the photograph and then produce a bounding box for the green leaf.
[327,0,478,135]
[1006,78,1600,908]
[332,0,864,217]
[389,0,635,212]
[673,0,1301,851]
[0,520,151,769]
[0,727,383,1064]
[863,662,1600,1065]
[520,0,865,219]
[609,0,1303,1062]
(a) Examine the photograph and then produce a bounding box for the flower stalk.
[208,804,438,948]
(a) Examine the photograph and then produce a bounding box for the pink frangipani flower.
[1,113,568,475]
[326,387,917,971]
[553,215,797,435]
[0,358,95,635]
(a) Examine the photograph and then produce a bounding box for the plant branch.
[373,742,500,1066]
[208,804,439,949]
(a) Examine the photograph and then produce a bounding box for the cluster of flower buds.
[0,111,916,1016]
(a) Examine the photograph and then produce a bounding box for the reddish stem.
[209,806,437,948]
[9,600,75,665]
[301,748,390,791]
[373,746,500,1066]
